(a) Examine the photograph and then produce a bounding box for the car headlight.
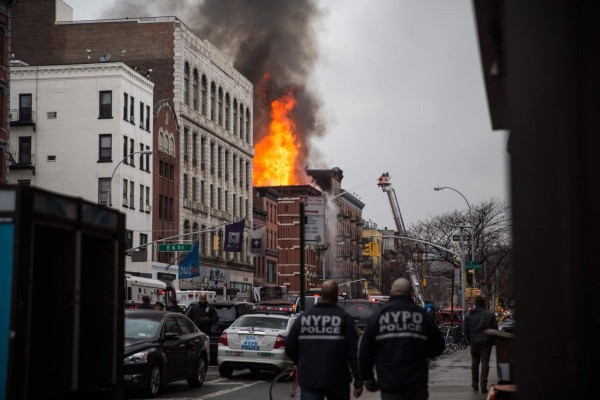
[124,350,150,365]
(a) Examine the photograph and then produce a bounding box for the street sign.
[452,234,471,241]
[303,196,325,246]
[465,260,484,270]
[158,243,193,252]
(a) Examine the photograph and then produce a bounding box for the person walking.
[138,295,154,309]
[359,277,444,400]
[167,298,182,313]
[463,295,498,394]
[186,293,219,335]
[285,280,363,400]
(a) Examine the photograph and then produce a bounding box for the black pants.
[301,385,350,400]
[470,342,493,390]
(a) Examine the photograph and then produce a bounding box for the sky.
[65,0,510,230]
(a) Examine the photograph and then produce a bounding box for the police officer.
[286,280,363,400]
[359,278,444,400]
[186,294,219,335]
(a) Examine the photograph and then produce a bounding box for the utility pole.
[299,201,306,312]
[458,225,467,319]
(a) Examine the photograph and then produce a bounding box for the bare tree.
[407,198,513,308]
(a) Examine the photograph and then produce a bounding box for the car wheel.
[144,362,161,397]
[218,365,234,378]
[188,356,208,388]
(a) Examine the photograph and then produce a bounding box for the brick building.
[253,187,281,288]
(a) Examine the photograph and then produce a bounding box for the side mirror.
[164,332,180,340]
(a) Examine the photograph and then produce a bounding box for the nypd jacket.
[359,295,444,391]
[285,303,362,389]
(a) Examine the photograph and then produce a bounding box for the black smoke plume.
[103,0,326,174]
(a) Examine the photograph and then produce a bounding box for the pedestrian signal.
[364,242,373,257]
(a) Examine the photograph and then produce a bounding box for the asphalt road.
[126,366,279,400]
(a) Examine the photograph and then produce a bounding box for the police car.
[216,313,296,377]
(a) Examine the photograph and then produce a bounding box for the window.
[170,164,174,180]
[99,91,112,118]
[99,134,112,162]
[246,109,251,142]
[218,188,221,210]
[146,105,150,131]
[123,179,128,206]
[217,146,222,177]
[267,261,276,283]
[146,186,150,212]
[210,143,215,174]
[139,184,144,211]
[123,93,128,120]
[98,178,111,205]
[130,181,135,209]
[239,103,244,139]
[184,128,189,161]
[192,133,198,165]
[225,151,229,179]
[201,75,207,116]
[123,136,128,164]
[210,82,216,121]
[225,190,229,212]
[145,145,150,172]
[184,62,190,106]
[233,155,237,184]
[192,177,197,202]
[201,137,206,170]
[193,69,199,110]
[246,161,250,190]
[18,136,31,164]
[183,173,188,200]
[233,194,236,216]
[19,94,32,121]
[159,160,164,177]
[139,102,144,128]
[200,180,205,204]
[129,138,135,166]
[159,195,164,219]
[218,87,223,126]
[233,99,238,135]
[210,184,214,208]
[225,94,231,131]
[130,96,135,123]
[140,233,148,248]
[125,230,133,251]
[139,143,144,170]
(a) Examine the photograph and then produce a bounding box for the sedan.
[123,309,210,397]
[217,313,296,377]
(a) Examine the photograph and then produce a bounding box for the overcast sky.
[65,0,509,230]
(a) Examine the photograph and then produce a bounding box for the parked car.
[123,309,210,397]
[186,300,255,362]
[338,299,384,334]
[217,313,297,377]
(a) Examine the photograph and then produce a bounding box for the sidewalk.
[359,348,497,400]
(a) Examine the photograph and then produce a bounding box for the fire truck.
[377,173,425,307]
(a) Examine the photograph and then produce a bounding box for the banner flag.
[178,241,200,279]
[223,219,245,252]
[249,226,266,257]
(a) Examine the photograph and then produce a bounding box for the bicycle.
[269,365,298,400]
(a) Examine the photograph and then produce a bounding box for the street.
[127,367,277,400]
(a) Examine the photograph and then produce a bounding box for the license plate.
[225,350,243,357]
[258,352,274,358]
[242,335,259,350]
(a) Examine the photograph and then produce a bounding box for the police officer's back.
[286,280,363,399]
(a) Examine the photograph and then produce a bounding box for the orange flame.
[253,92,301,186]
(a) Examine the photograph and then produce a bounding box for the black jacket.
[285,303,362,389]
[138,303,154,310]
[186,302,219,334]
[359,295,444,391]
[463,308,498,344]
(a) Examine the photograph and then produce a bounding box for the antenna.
[99,53,112,63]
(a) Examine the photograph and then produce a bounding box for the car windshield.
[232,316,288,330]
[216,306,237,320]
[125,316,161,339]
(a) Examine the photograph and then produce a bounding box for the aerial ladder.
[377,173,425,306]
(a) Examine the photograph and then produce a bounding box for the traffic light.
[364,242,372,257]
[365,281,369,290]
[373,242,380,257]
[422,278,427,287]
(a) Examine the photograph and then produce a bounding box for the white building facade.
[8,62,154,274]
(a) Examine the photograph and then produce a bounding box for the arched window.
[245,109,251,142]
[159,130,164,151]
[239,103,244,139]
[193,69,199,111]
[225,93,231,131]
[201,75,208,116]
[184,220,190,235]
[169,136,175,156]
[233,99,238,135]
[183,62,190,106]
[210,82,216,121]
[218,87,223,126]
[193,222,199,243]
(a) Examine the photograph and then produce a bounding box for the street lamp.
[108,150,153,206]
[433,186,475,318]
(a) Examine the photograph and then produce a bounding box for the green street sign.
[158,243,193,252]
[465,260,484,270]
